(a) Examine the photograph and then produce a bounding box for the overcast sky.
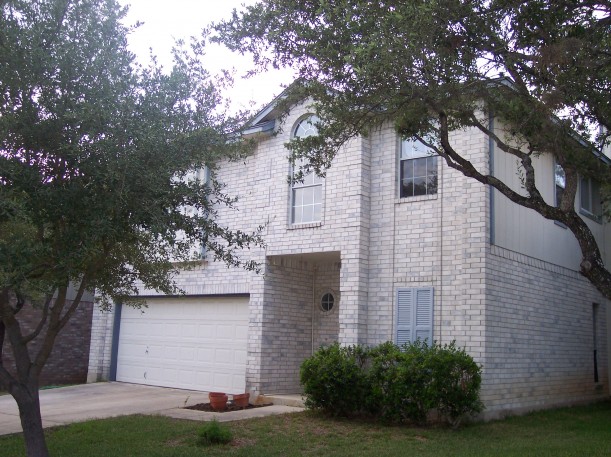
[119,0,294,111]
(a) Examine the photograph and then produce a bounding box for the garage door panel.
[180,347,196,361]
[164,323,181,337]
[197,324,217,338]
[197,348,215,361]
[235,324,248,338]
[234,351,247,365]
[182,324,197,337]
[116,296,248,393]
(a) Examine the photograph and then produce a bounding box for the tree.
[0,1,260,455]
[215,0,611,298]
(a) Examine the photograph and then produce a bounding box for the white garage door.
[116,296,249,393]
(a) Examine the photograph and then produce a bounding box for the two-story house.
[87,96,610,417]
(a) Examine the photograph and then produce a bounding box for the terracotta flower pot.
[209,393,228,411]
[232,393,250,408]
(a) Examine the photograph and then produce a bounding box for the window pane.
[302,204,313,223]
[303,170,314,186]
[413,177,427,196]
[401,160,413,181]
[314,184,322,203]
[555,164,566,206]
[413,157,427,177]
[294,116,319,138]
[312,203,321,222]
[401,178,414,197]
[305,186,316,205]
[292,203,302,224]
[428,157,438,194]
[400,156,438,197]
[402,140,431,160]
[292,184,322,224]
[580,176,590,211]
[592,180,602,216]
[293,188,303,207]
[428,172,438,194]
[291,115,324,224]
[427,156,437,172]
[555,164,565,189]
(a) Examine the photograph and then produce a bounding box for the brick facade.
[2,299,94,388]
[88,99,610,416]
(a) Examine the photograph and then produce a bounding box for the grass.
[1,401,610,456]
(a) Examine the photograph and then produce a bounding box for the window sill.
[579,209,602,224]
[554,220,567,229]
[395,193,438,204]
[288,221,323,230]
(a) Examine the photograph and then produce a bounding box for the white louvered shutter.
[396,287,434,345]
[414,288,433,343]
[396,289,413,345]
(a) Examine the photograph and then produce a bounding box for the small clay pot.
[209,393,228,411]
[232,393,250,408]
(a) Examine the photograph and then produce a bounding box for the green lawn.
[2,401,610,456]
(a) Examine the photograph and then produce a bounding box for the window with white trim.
[400,140,438,197]
[177,166,209,259]
[580,176,602,220]
[396,287,433,345]
[291,116,323,224]
[554,163,565,207]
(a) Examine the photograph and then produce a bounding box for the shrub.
[425,342,483,426]
[300,340,483,425]
[368,340,435,423]
[196,419,232,446]
[299,342,369,416]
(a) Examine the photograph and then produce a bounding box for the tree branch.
[21,294,54,345]
[0,288,32,382]
[32,272,93,375]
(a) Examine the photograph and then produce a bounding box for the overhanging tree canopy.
[215,0,611,298]
[0,1,260,456]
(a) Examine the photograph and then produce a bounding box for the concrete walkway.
[0,382,304,436]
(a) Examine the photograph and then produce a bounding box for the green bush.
[300,340,483,425]
[196,419,233,446]
[368,341,434,423]
[425,342,484,426]
[299,342,369,416]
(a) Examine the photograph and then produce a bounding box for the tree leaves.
[215,0,611,299]
[1,0,262,306]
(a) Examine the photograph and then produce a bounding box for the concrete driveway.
[0,382,304,436]
[0,382,211,436]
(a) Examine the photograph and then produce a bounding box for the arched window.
[291,116,323,224]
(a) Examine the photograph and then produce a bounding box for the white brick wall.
[88,100,610,413]
[87,305,115,383]
[483,245,609,416]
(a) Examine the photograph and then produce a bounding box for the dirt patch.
[184,402,273,413]
[231,437,257,448]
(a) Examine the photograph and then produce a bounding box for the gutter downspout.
[489,115,496,245]
[312,266,317,355]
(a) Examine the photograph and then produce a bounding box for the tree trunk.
[12,383,49,457]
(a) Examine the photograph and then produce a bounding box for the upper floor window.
[291,116,323,224]
[580,176,602,220]
[400,139,438,198]
[554,163,565,206]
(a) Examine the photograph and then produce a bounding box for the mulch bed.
[184,402,273,413]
